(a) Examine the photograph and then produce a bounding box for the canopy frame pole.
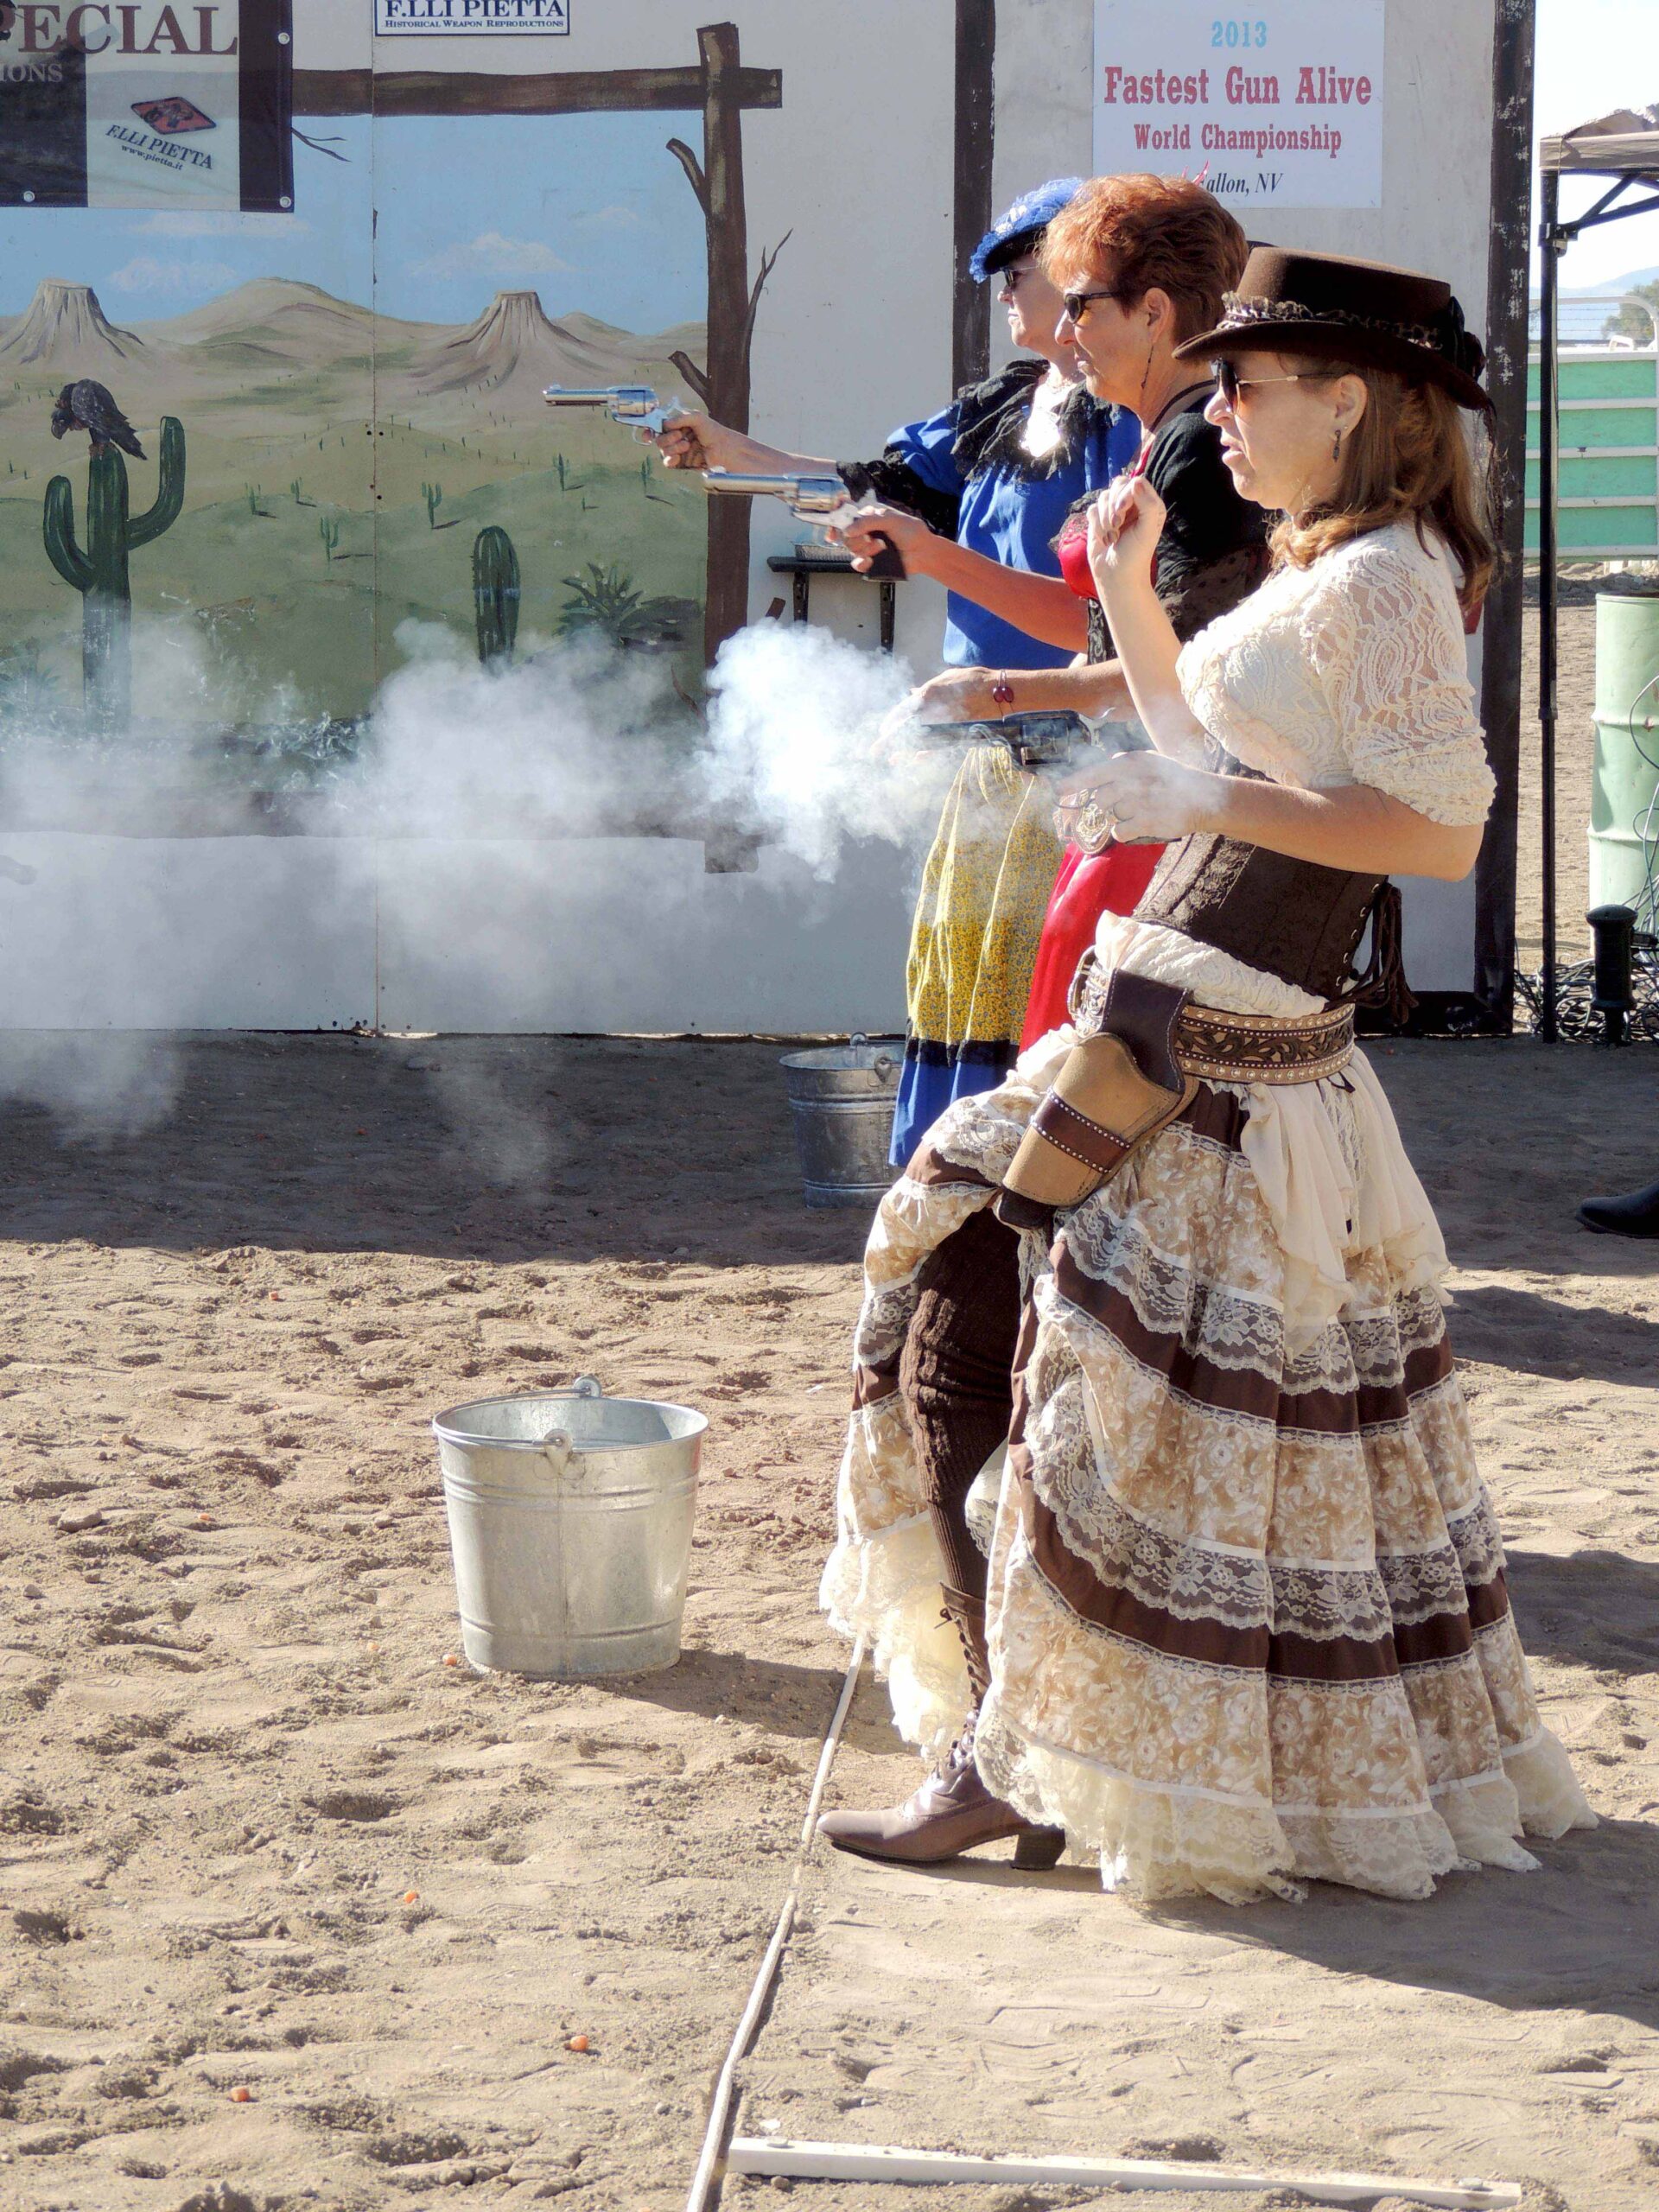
[1538,164,1562,1041]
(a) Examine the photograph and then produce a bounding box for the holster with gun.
[996,947,1358,1231]
[995,969,1197,1231]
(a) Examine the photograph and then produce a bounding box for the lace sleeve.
[1305,537,1496,827]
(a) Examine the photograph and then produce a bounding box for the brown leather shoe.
[817,1726,1065,1870]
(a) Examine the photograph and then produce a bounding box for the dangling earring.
[1140,344,1154,403]
[1332,428,1343,462]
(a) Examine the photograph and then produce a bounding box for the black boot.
[1578,1177,1659,1238]
[817,1584,1065,1871]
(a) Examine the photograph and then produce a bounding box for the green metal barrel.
[1589,579,1659,915]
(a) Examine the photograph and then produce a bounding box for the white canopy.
[1541,104,1659,177]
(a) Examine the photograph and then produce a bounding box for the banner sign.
[0,0,293,212]
[374,0,569,31]
[1093,0,1385,210]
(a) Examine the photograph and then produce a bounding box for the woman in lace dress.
[820,248,1592,1902]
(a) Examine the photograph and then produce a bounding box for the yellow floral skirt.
[888,743,1062,1165]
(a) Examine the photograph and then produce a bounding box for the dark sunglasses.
[1061,285,1135,322]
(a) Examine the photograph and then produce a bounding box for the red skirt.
[1019,842,1166,1050]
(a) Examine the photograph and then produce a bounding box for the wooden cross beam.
[292,65,782,118]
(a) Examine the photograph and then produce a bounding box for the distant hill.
[405,289,701,401]
[145,278,435,362]
[1560,264,1659,298]
[0,280,149,371]
[0,276,705,410]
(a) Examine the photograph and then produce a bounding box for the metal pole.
[1538,165,1561,1041]
[1474,0,1539,1032]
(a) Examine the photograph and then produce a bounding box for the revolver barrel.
[543,384,683,436]
[702,468,854,520]
[543,385,654,410]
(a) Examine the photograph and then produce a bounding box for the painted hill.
[0,276,703,397]
[558,309,709,368]
[0,280,149,370]
[410,289,614,397]
[405,289,704,401]
[143,278,431,363]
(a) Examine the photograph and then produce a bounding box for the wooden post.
[664,22,769,666]
[1473,0,1538,1031]
[952,0,997,390]
[699,22,753,664]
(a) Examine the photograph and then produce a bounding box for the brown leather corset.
[1129,748,1415,1017]
[1137,832,1385,1007]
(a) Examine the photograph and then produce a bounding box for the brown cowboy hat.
[1173,246,1491,412]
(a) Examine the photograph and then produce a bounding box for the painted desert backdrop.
[0,274,709,728]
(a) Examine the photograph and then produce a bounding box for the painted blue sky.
[0,111,709,333]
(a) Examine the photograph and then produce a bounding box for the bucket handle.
[539,1378,600,1484]
[850,1032,896,1083]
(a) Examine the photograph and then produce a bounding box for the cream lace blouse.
[1087,519,1495,1021]
[1175,517,1495,828]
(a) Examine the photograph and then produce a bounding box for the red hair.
[1040,175,1248,342]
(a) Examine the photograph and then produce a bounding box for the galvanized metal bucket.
[431,1376,705,1679]
[779,1032,901,1209]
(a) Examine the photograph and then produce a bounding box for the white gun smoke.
[0,611,951,1147]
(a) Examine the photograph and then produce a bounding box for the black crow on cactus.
[51,381,145,460]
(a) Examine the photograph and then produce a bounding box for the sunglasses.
[1211,359,1335,407]
[999,263,1038,295]
[1061,285,1135,323]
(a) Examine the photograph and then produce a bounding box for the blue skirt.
[888,1039,1017,1166]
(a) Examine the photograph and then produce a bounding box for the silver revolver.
[914,709,1096,771]
[543,385,687,440]
[702,469,907,577]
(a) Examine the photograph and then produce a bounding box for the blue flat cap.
[970,176,1084,283]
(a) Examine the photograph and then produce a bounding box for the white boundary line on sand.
[683,1642,1522,2212]
[683,1636,866,2212]
[725,2138,1522,2209]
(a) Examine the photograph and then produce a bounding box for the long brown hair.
[1273,363,1496,616]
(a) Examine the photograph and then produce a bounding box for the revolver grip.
[861,534,906,582]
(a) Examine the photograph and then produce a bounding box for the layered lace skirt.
[822,1026,1594,1903]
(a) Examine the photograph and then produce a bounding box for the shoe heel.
[1013,1826,1065,1871]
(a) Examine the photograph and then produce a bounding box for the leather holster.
[996,973,1196,1229]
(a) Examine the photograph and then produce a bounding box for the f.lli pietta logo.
[132,95,216,135]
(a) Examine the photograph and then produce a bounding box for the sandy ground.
[2,1031,1658,2212]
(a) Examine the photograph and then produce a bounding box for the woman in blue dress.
[654,179,1141,1161]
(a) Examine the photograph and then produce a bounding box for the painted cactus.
[473,524,520,672]
[43,416,186,734]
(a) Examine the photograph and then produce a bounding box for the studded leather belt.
[1071,954,1355,1085]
